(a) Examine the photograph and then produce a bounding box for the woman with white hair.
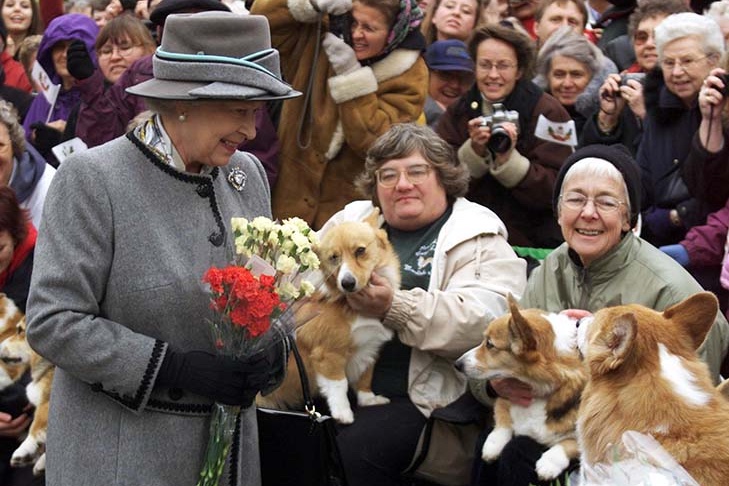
[630,12,728,249]
[533,25,616,141]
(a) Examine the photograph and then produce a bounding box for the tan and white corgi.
[258,210,400,424]
[455,294,587,481]
[0,293,26,389]
[577,292,729,485]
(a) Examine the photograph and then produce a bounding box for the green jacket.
[522,232,729,382]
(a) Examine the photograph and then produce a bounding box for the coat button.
[209,232,224,246]
[197,184,212,197]
[168,388,184,401]
[673,159,679,165]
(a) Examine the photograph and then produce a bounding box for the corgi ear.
[592,313,636,372]
[363,208,381,229]
[663,292,717,351]
[508,304,537,356]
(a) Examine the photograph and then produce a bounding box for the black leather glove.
[66,40,95,81]
[255,333,291,396]
[156,349,270,407]
[29,122,62,153]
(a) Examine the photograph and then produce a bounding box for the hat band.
[153,48,292,95]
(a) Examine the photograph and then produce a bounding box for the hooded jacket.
[22,14,99,136]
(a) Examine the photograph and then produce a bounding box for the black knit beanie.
[553,144,641,228]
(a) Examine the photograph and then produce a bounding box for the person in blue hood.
[22,13,98,166]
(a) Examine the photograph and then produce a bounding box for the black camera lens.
[488,127,512,154]
[718,73,729,96]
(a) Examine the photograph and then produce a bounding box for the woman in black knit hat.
[468,143,729,486]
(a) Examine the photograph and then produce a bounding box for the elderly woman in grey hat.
[25,12,299,485]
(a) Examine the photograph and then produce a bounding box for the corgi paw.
[330,406,354,424]
[535,445,569,480]
[11,437,40,467]
[356,390,390,407]
[481,427,512,462]
[32,453,46,476]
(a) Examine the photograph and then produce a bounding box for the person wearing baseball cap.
[423,39,474,128]
[26,11,300,485]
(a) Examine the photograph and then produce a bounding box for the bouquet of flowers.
[196,216,320,486]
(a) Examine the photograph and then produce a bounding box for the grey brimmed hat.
[126,12,300,101]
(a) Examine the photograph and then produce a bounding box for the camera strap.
[296,15,324,151]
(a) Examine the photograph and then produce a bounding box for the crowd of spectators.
[2,0,729,485]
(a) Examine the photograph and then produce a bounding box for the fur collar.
[371,49,421,83]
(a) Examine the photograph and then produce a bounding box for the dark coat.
[436,80,572,248]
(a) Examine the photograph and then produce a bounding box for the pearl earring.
[178,113,187,122]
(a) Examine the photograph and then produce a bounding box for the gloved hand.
[322,32,360,75]
[309,0,351,15]
[643,207,681,244]
[29,122,63,154]
[660,244,690,267]
[66,40,95,81]
[255,334,291,396]
[156,349,270,407]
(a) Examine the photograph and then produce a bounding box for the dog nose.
[454,358,464,373]
[341,274,356,292]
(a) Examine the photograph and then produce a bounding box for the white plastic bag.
[573,431,699,486]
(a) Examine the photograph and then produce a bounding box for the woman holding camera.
[581,0,690,154]
[251,0,427,230]
[436,23,571,249]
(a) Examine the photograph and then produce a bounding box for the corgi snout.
[454,347,477,374]
[337,264,360,293]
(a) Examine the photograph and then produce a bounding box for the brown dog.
[455,294,587,481]
[0,316,55,475]
[577,292,729,485]
[258,210,400,423]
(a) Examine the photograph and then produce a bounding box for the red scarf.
[0,222,37,289]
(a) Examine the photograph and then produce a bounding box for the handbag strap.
[289,337,321,419]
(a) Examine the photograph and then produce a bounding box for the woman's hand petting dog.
[345,273,394,319]
[490,377,534,407]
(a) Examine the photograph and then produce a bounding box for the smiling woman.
[252,0,428,229]
[436,23,572,249]
[25,12,302,485]
[94,14,155,83]
[469,143,729,486]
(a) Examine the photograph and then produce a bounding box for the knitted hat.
[553,144,641,227]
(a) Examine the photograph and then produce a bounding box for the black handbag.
[257,339,348,486]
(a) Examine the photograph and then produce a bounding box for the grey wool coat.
[26,132,274,486]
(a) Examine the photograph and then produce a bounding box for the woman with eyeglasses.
[436,23,572,250]
[22,13,99,167]
[469,143,729,486]
[582,0,689,154]
[319,123,526,486]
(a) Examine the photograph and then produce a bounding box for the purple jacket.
[23,14,99,135]
[681,198,729,273]
[74,54,282,187]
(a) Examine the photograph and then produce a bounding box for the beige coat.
[251,0,428,229]
[320,199,527,416]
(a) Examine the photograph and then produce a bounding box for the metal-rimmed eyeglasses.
[375,164,433,187]
[559,192,625,213]
[660,55,709,72]
[98,42,139,58]
[477,60,517,73]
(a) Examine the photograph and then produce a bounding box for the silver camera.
[480,103,519,154]
[620,72,646,86]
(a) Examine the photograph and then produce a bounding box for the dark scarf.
[9,145,47,204]
[0,222,35,289]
